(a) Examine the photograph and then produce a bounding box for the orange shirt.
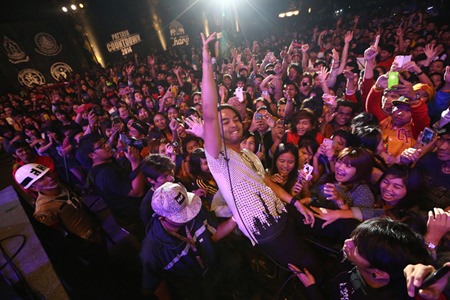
[380,117,416,157]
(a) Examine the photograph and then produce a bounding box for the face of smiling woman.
[276,152,296,178]
[379,175,407,206]
[334,160,357,183]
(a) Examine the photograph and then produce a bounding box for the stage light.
[62,6,68,12]
[278,8,299,18]
[334,9,343,17]
[71,4,77,11]
[79,3,84,9]
[308,8,312,13]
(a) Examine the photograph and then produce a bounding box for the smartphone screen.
[323,138,333,149]
[388,72,399,89]
[394,55,412,68]
[421,127,435,145]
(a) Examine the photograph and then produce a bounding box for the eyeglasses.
[92,139,108,152]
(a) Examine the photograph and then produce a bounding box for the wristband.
[425,241,437,250]
[290,197,298,206]
[425,241,438,260]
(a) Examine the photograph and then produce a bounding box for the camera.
[120,134,148,150]
[126,137,147,150]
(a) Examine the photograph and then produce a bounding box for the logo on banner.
[34,32,62,56]
[18,68,46,87]
[106,30,142,56]
[50,62,73,80]
[3,36,30,64]
[169,20,189,47]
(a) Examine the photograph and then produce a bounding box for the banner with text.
[169,20,189,47]
[106,29,142,56]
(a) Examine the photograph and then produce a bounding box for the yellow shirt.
[380,117,416,157]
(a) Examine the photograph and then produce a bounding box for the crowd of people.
[1,1,450,299]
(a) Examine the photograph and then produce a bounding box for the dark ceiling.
[0,0,406,24]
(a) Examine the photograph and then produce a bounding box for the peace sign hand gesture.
[201,32,217,62]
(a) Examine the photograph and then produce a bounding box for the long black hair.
[270,143,299,192]
[189,148,213,181]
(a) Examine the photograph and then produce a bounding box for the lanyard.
[162,220,206,270]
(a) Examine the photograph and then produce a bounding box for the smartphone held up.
[388,71,399,89]
[420,127,435,145]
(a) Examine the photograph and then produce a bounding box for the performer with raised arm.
[200,32,321,278]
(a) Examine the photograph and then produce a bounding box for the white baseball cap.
[438,108,450,129]
[14,163,49,189]
[152,182,202,223]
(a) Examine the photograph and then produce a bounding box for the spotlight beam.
[164,0,200,28]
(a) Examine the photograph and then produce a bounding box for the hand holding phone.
[394,55,412,68]
[323,94,337,107]
[235,87,244,102]
[322,138,333,150]
[405,263,450,298]
[420,127,435,145]
[302,164,314,181]
[421,265,450,289]
[322,183,344,206]
[388,71,399,89]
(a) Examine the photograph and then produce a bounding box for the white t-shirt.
[205,148,287,245]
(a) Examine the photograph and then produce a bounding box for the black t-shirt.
[140,188,154,228]
[307,267,409,300]
[89,161,141,221]
[413,152,450,210]
[141,208,218,292]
